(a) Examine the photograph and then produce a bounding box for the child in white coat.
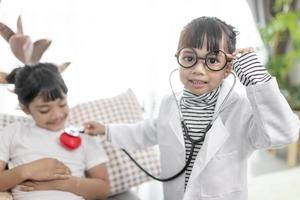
[84,16,299,200]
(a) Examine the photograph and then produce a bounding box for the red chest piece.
[60,126,83,150]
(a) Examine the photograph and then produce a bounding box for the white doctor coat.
[107,78,299,200]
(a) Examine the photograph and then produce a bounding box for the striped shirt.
[181,52,272,188]
[180,87,220,188]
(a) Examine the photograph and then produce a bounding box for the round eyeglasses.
[175,48,229,71]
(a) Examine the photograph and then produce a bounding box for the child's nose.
[51,108,64,119]
[192,59,206,73]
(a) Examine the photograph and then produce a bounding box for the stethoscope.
[60,125,84,150]
[122,70,237,182]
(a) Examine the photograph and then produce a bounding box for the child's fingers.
[55,160,71,172]
[83,121,98,129]
[83,123,93,131]
[232,47,254,56]
[52,169,71,180]
[55,164,71,175]
[19,181,36,191]
[83,125,96,135]
[53,173,71,180]
[83,121,105,136]
[226,54,235,62]
[21,181,35,187]
[83,123,95,134]
[19,185,34,192]
[84,129,99,136]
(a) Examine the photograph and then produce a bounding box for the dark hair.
[177,16,238,53]
[6,63,68,106]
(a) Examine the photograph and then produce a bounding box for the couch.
[0,89,161,200]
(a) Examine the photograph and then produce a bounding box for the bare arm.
[0,158,71,192]
[21,163,110,200]
[0,160,27,192]
[64,164,110,200]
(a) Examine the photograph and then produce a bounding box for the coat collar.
[214,79,239,116]
[168,79,239,150]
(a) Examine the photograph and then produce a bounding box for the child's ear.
[224,63,232,78]
[20,104,30,115]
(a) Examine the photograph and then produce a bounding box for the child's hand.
[226,47,255,62]
[22,158,71,181]
[232,47,254,58]
[229,47,271,86]
[84,121,105,136]
[19,179,62,192]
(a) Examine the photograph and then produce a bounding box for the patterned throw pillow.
[0,113,30,128]
[0,89,161,196]
[68,89,161,195]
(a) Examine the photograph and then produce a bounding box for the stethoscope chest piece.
[60,126,83,150]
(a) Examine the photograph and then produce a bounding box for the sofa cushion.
[68,89,160,195]
[0,113,29,129]
[0,89,160,196]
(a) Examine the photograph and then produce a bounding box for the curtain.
[246,0,273,26]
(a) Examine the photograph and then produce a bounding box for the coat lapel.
[198,116,230,166]
[168,94,185,147]
[167,79,239,160]
[199,80,239,166]
[187,80,240,185]
[185,116,231,193]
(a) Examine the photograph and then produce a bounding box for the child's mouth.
[190,80,207,88]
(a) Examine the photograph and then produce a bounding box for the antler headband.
[0,16,70,84]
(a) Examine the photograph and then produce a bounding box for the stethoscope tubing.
[122,70,237,182]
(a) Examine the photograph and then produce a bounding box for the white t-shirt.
[0,122,109,200]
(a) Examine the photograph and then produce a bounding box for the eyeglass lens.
[176,48,227,71]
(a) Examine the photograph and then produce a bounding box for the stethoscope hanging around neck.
[121,69,237,182]
[169,68,236,128]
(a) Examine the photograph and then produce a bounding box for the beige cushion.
[0,113,29,128]
[68,89,160,195]
[0,89,160,196]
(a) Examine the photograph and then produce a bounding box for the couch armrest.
[0,192,13,200]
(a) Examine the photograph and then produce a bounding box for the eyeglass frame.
[174,47,230,71]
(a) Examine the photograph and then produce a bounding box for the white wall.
[0,0,265,117]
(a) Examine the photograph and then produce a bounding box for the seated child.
[0,63,110,200]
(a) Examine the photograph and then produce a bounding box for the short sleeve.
[82,134,109,170]
[0,123,19,163]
